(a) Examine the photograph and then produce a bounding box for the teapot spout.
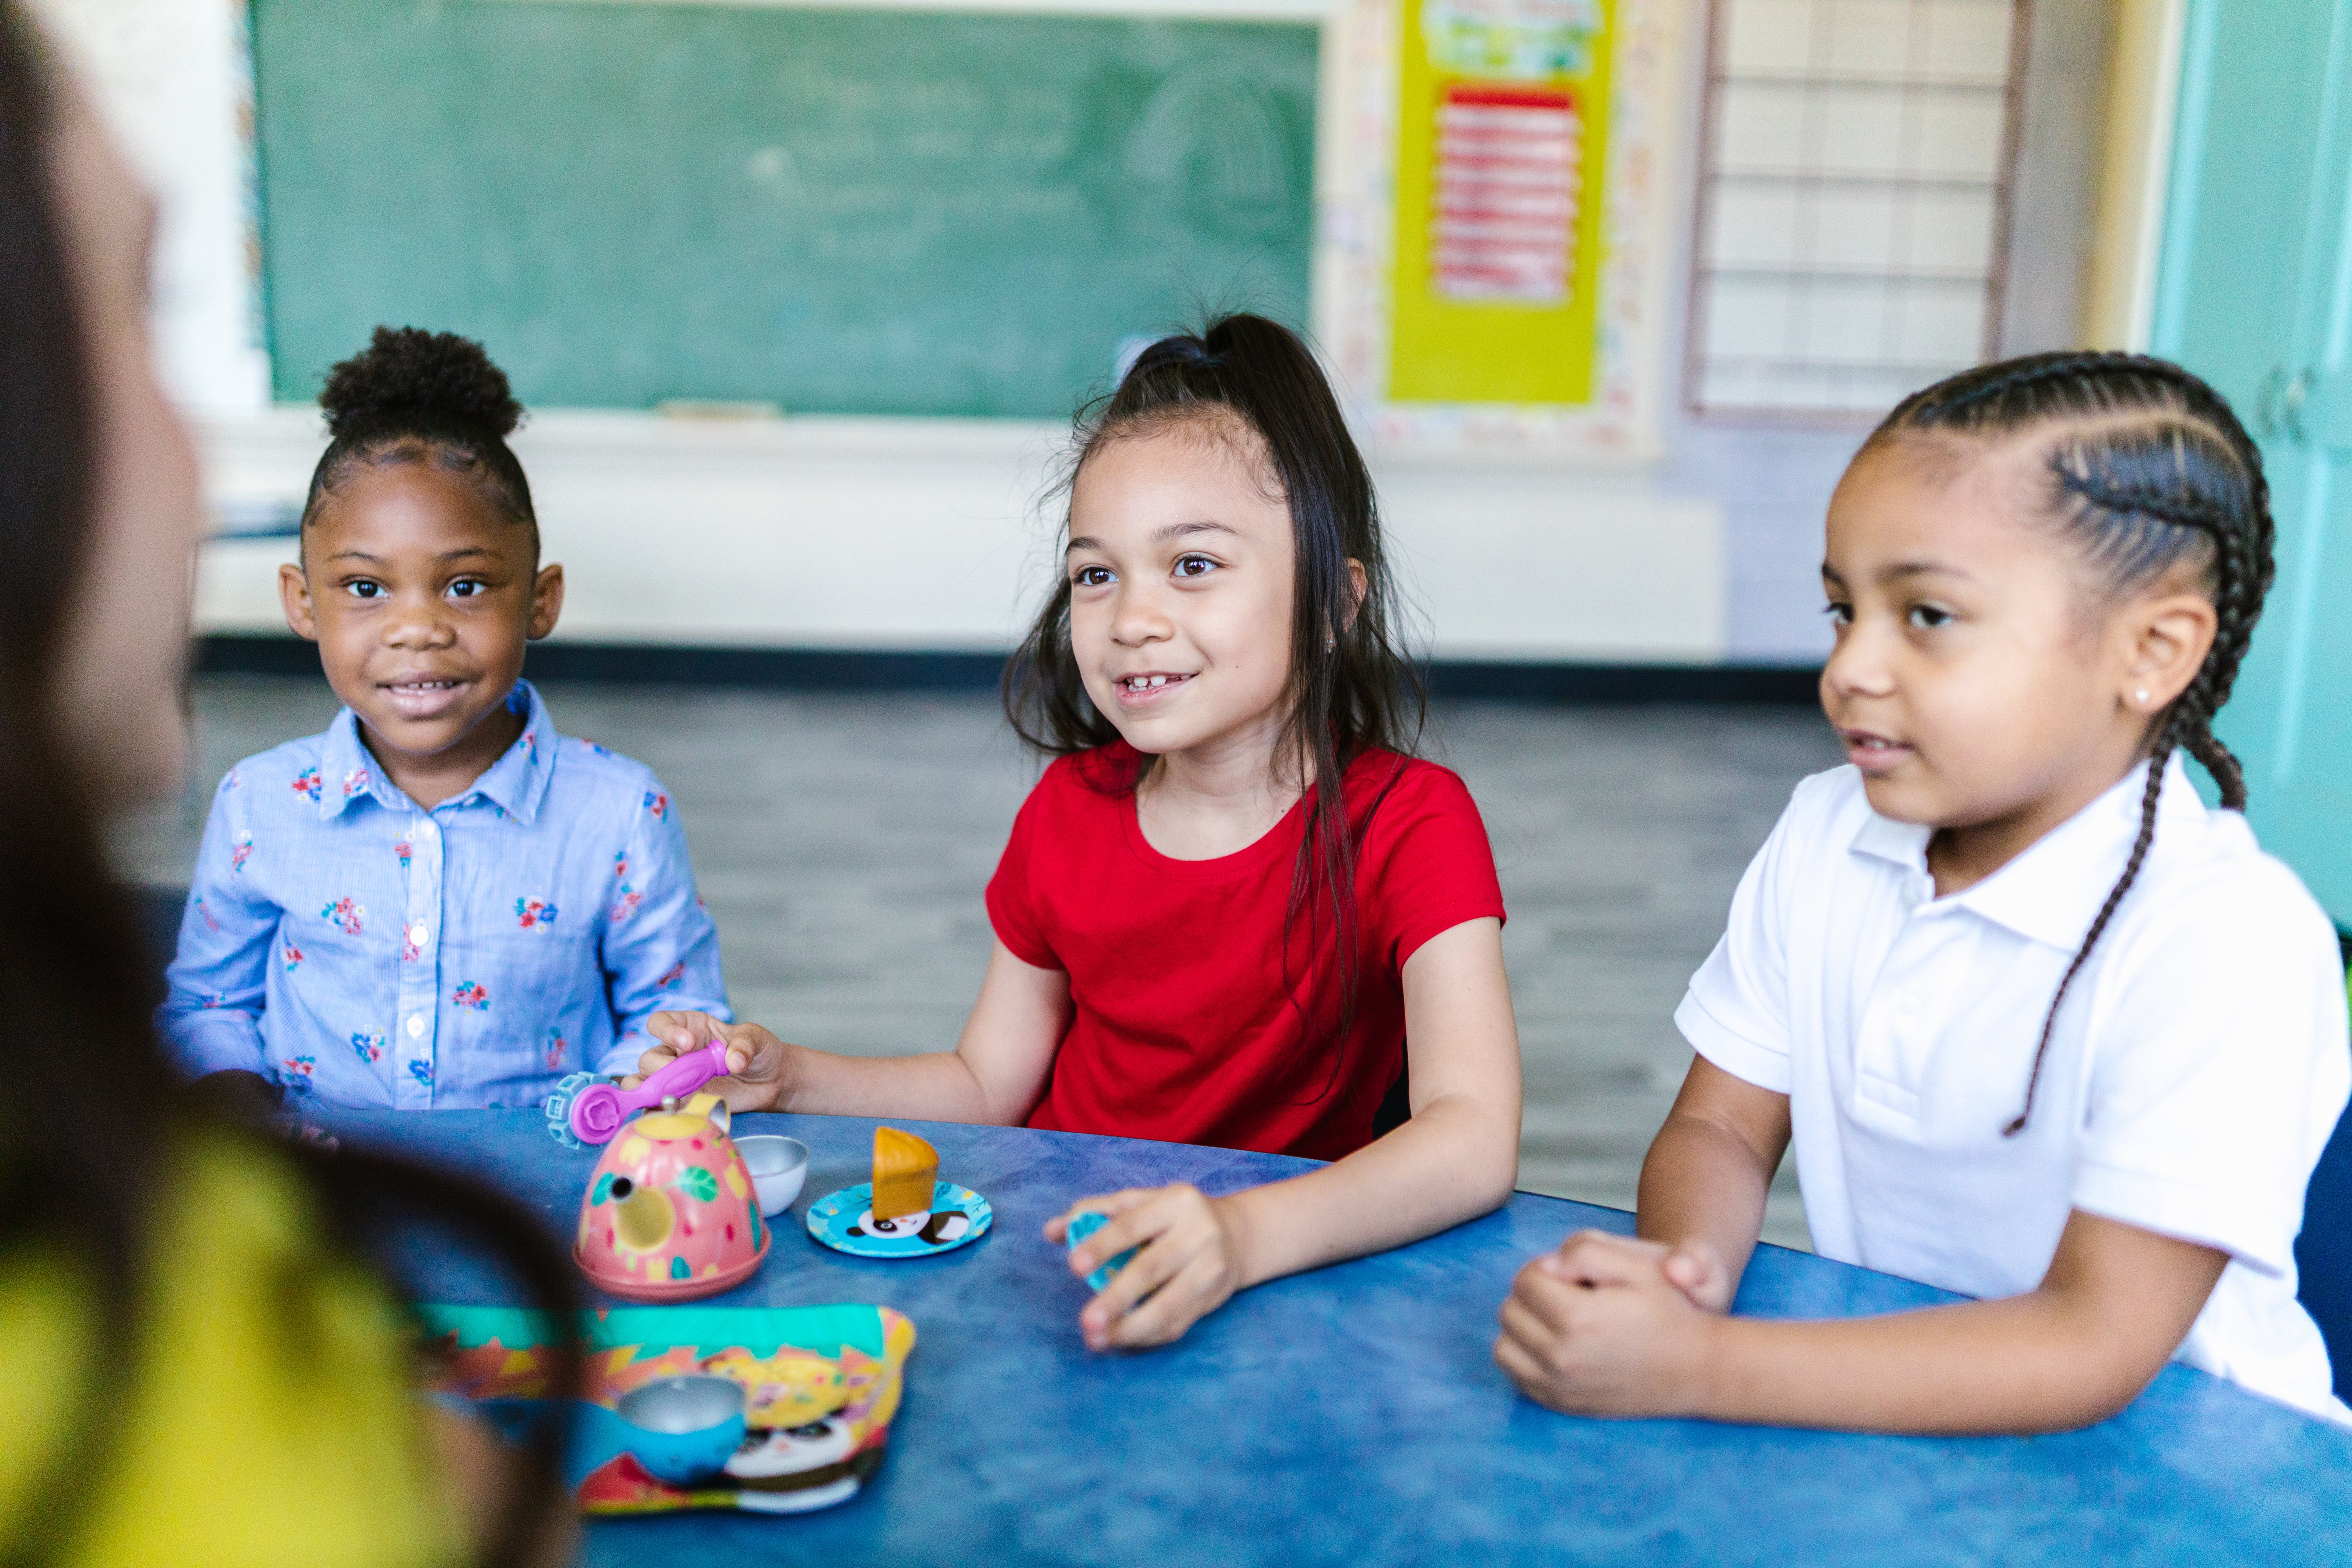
[607,1176,677,1252]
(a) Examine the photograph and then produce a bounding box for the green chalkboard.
[251,0,1318,416]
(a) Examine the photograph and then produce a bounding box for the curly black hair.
[301,325,537,542]
[1867,351,2276,1134]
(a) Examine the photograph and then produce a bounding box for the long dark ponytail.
[1004,314,1424,1092]
[1868,351,2276,1134]
[0,15,577,1564]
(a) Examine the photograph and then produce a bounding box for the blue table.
[329,1110,2352,1566]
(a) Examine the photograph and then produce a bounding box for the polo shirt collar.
[1849,804,1932,873]
[315,680,557,825]
[1847,754,2208,950]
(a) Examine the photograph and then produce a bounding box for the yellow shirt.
[0,1133,466,1567]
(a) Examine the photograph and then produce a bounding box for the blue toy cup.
[615,1374,747,1485]
[1066,1209,1138,1293]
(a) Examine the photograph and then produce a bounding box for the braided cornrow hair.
[1868,351,2276,1134]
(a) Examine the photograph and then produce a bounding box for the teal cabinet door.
[2156,0,2352,919]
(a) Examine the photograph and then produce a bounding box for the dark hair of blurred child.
[0,16,581,1564]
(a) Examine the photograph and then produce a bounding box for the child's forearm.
[1688,1211,2228,1432]
[1636,1110,1773,1288]
[658,948,1063,1124]
[769,1044,1014,1125]
[1504,1207,2224,1432]
[160,998,270,1082]
[1693,1293,2157,1433]
[1223,1090,1518,1289]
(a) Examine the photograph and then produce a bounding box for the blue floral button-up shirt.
[160,681,732,1108]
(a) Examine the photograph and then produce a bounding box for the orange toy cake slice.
[872,1127,938,1222]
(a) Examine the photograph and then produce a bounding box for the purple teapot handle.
[568,1040,733,1144]
[637,1040,733,1103]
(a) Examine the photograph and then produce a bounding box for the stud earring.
[2134,689,2150,706]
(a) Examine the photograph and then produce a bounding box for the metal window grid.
[1684,0,2029,423]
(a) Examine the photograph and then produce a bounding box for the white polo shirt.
[1677,756,2351,1423]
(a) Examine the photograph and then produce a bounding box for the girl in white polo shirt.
[1496,352,2351,1430]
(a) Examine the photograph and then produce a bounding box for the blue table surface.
[326,1109,2352,1567]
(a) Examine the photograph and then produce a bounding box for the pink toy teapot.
[573,1090,769,1302]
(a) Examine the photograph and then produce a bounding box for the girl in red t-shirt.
[637,315,1523,1350]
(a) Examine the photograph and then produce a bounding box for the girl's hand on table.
[1045,1184,1248,1351]
[630,1011,795,1112]
[1660,1238,1735,1313]
[1493,1229,1722,1418]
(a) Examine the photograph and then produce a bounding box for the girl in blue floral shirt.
[161,328,730,1109]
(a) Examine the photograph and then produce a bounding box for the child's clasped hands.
[1494,1231,1735,1418]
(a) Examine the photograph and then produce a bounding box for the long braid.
[1872,351,2277,1133]
[2005,745,2169,1135]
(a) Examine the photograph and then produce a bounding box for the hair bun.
[318,326,522,442]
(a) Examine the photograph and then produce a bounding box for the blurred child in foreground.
[0,13,580,1562]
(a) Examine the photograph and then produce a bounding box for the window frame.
[1681,0,2032,426]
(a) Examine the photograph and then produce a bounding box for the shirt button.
[410,923,429,946]
[406,1014,425,1039]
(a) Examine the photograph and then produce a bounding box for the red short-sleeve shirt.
[985,744,1506,1160]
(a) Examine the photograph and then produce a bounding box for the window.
[1686,0,2023,419]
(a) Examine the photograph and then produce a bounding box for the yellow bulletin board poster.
[1389,0,1612,406]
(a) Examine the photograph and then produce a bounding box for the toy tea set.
[527,1046,992,1507]
[544,1044,995,1299]
[424,1300,917,1517]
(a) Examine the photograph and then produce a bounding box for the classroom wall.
[2084,0,2186,351]
[192,408,1732,661]
[29,0,269,412]
[47,0,2133,670]
[2000,0,2116,360]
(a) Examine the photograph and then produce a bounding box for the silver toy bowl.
[615,1374,748,1486]
[734,1134,810,1216]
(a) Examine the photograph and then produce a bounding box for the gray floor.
[111,675,1840,1247]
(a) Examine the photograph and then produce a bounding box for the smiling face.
[1818,434,2208,863]
[1064,420,1300,763]
[279,462,561,803]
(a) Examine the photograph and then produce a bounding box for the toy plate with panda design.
[805,1180,993,1259]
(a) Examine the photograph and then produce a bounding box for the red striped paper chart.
[1430,84,1582,305]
